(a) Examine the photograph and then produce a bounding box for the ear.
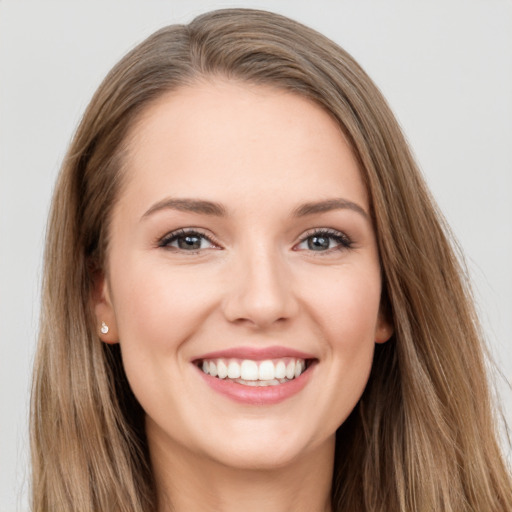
[92,271,119,344]
[375,310,394,344]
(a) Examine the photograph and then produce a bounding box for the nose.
[222,245,299,329]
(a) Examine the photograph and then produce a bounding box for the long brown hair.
[31,8,512,511]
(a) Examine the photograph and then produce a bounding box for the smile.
[193,347,317,404]
[199,357,307,387]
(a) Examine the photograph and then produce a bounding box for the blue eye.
[296,230,352,252]
[158,229,216,251]
[158,228,351,253]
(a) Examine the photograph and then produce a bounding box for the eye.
[295,229,352,252]
[158,229,219,252]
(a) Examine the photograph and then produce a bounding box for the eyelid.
[156,227,352,253]
[294,228,353,252]
[157,228,222,251]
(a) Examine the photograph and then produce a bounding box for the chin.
[198,425,331,472]
[208,442,308,471]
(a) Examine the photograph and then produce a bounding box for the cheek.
[301,263,381,408]
[110,258,219,354]
[108,259,218,416]
[304,262,382,343]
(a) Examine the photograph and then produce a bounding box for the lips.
[194,346,316,361]
[192,346,317,404]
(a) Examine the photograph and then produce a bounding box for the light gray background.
[1,1,511,510]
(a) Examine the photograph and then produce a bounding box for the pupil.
[308,236,329,251]
[178,235,201,250]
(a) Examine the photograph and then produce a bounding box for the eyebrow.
[141,197,368,221]
[292,198,369,219]
[141,198,227,219]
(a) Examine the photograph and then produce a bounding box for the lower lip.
[195,363,315,405]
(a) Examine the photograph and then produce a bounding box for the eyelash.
[157,228,219,253]
[157,228,353,254]
[295,228,353,254]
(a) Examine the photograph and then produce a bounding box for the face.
[95,80,392,471]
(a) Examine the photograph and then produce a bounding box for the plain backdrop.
[1,1,511,510]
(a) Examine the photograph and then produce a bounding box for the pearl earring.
[100,322,109,334]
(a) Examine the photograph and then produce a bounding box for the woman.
[30,8,512,512]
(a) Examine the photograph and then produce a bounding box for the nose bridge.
[223,238,297,327]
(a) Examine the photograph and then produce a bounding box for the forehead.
[118,80,368,217]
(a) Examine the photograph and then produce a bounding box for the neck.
[148,423,334,512]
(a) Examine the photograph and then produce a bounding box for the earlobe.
[375,313,394,344]
[92,272,119,344]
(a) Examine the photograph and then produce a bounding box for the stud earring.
[100,322,109,334]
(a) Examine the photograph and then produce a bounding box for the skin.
[94,80,392,512]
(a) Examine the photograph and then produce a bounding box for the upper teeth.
[200,358,306,381]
